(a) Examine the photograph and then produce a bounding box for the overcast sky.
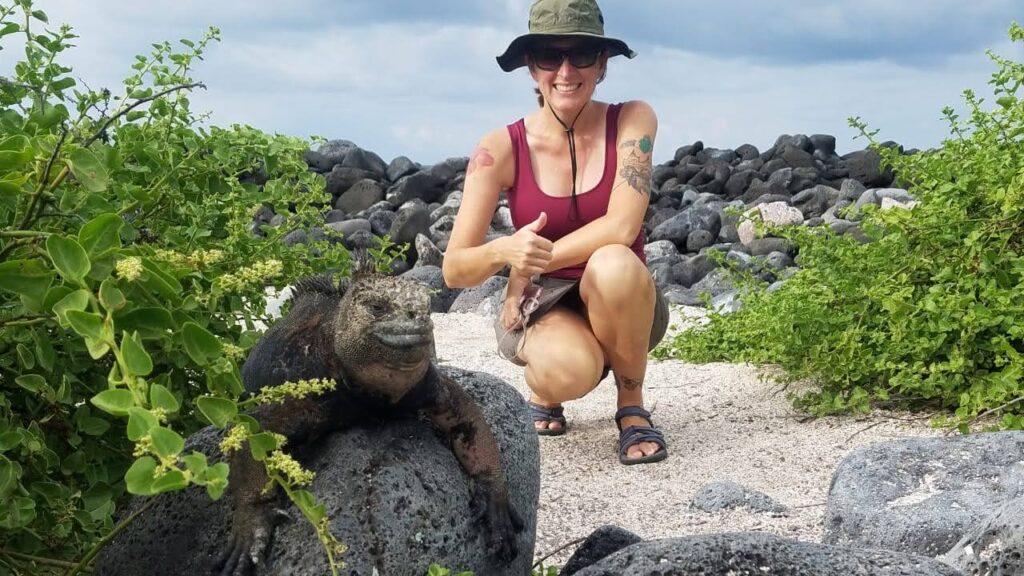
[8,1,1022,165]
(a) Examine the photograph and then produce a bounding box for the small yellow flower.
[265,450,315,486]
[115,257,143,281]
[219,425,247,454]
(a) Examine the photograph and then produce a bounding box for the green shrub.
[0,1,368,571]
[657,22,1024,430]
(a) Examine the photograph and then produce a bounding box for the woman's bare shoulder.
[618,100,658,124]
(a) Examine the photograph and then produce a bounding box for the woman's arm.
[443,127,555,288]
[543,100,657,272]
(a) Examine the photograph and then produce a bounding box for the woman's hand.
[501,212,553,277]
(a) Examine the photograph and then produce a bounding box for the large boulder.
[824,432,1024,557]
[942,496,1024,576]
[573,532,961,576]
[95,367,540,576]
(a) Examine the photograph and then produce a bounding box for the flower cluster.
[219,424,248,454]
[254,378,336,405]
[153,248,225,269]
[265,450,315,487]
[215,259,284,293]
[115,257,143,281]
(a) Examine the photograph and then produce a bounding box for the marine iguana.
[215,263,522,575]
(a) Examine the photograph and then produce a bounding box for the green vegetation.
[657,23,1024,431]
[0,0,373,572]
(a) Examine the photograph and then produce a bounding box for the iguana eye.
[367,301,389,316]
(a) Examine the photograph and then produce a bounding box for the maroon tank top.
[506,103,646,280]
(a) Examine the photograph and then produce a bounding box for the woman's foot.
[528,398,566,436]
[615,406,668,464]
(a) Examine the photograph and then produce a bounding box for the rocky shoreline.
[258,133,919,315]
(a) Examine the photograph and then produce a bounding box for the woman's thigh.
[518,305,606,400]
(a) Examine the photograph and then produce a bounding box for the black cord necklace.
[546,100,588,221]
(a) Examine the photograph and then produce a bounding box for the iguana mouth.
[373,321,432,348]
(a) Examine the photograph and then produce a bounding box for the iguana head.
[332,265,434,402]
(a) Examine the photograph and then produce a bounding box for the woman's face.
[528,39,607,111]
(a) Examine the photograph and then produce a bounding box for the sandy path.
[431,306,942,567]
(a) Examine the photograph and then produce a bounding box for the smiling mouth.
[374,330,432,349]
[554,83,582,93]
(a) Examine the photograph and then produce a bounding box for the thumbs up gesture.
[503,212,553,277]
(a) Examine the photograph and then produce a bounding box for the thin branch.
[65,499,156,576]
[0,549,90,572]
[944,396,1024,436]
[531,536,587,571]
[83,82,206,148]
[0,237,42,261]
[845,421,885,444]
[18,126,68,230]
[0,230,49,238]
[0,315,47,329]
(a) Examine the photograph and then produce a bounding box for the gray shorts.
[493,275,669,367]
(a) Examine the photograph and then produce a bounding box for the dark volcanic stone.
[811,134,837,155]
[340,147,387,179]
[747,238,796,257]
[724,170,757,200]
[335,179,385,214]
[779,144,817,169]
[574,532,961,576]
[673,141,703,162]
[387,155,419,182]
[942,496,1024,576]
[842,149,895,188]
[325,166,374,197]
[685,229,715,253]
[449,276,507,313]
[735,143,760,161]
[389,205,431,248]
[368,210,397,237]
[95,368,540,576]
[561,525,643,576]
[825,432,1024,558]
[386,172,445,206]
[691,481,787,514]
[650,208,722,250]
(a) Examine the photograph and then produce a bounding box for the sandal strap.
[614,405,653,429]
[619,425,667,455]
[528,402,566,424]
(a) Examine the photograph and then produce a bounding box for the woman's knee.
[525,347,604,401]
[581,244,654,302]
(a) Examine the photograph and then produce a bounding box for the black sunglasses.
[529,45,602,71]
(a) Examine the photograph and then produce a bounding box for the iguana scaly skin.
[214,265,522,575]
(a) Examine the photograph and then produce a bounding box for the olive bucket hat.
[496,0,636,72]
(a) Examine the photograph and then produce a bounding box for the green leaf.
[46,235,91,285]
[67,148,109,192]
[0,135,34,171]
[16,343,35,370]
[52,289,90,327]
[0,431,22,451]
[0,172,30,196]
[122,331,153,376]
[50,77,75,91]
[290,489,325,523]
[15,374,47,394]
[127,408,158,441]
[149,426,184,458]
[196,396,236,428]
[182,322,221,365]
[99,279,126,311]
[182,452,208,475]
[204,462,229,500]
[79,417,110,436]
[0,259,53,304]
[66,309,103,340]
[0,22,19,38]
[91,389,134,416]
[79,213,123,255]
[150,383,179,413]
[124,456,157,495]
[140,258,182,303]
[32,329,55,372]
[115,307,175,339]
[0,456,22,497]
[151,469,188,494]
[31,9,48,22]
[247,432,279,461]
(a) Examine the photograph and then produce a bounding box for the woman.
[441,0,669,465]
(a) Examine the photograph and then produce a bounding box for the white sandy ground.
[431,305,946,568]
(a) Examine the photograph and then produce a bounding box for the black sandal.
[615,406,668,465]
[528,401,567,436]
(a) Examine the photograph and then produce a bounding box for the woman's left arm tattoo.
[617,135,654,196]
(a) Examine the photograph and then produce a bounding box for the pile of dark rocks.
[263,134,919,314]
[560,432,1024,575]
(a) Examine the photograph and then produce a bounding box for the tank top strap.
[506,118,527,196]
[603,102,623,184]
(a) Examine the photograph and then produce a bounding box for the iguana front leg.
[214,397,336,575]
[426,373,524,562]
